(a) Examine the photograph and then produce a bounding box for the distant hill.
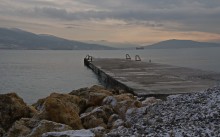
[144,39,220,49]
[0,28,115,50]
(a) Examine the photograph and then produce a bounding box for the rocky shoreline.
[0,85,220,137]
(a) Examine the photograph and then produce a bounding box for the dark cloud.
[0,0,220,34]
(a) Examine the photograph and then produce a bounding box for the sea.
[1,47,220,104]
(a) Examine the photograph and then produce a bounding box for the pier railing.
[135,55,141,61]
[126,54,131,60]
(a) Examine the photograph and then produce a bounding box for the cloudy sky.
[0,0,220,44]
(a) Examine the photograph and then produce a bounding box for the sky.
[0,0,220,45]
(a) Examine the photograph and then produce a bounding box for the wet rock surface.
[1,85,220,137]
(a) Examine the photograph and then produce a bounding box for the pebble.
[107,87,220,137]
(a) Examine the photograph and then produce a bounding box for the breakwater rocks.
[0,85,220,137]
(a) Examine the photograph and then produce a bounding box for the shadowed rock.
[0,93,32,131]
[0,128,5,137]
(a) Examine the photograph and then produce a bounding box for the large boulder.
[33,93,86,114]
[87,86,113,104]
[80,106,114,129]
[70,85,113,107]
[82,116,106,129]
[113,100,142,119]
[102,95,142,120]
[102,96,117,107]
[88,91,112,107]
[6,118,72,137]
[0,93,32,131]
[34,96,83,129]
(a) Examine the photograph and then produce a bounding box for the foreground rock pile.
[0,85,220,137]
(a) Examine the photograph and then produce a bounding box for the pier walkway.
[84,57,220,97]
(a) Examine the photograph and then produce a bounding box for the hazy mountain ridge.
[0,28,115,50]
[1,28,219,50]
[144,39,220,49]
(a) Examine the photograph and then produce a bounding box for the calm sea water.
[1,48,220,104]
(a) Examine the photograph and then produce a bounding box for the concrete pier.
[84,58,220,97]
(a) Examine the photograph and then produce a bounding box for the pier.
[84,57,220,97]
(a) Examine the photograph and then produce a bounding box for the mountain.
[144,39,220,49]
[0,28,115,50]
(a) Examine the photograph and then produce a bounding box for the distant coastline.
[1,28,220,50]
